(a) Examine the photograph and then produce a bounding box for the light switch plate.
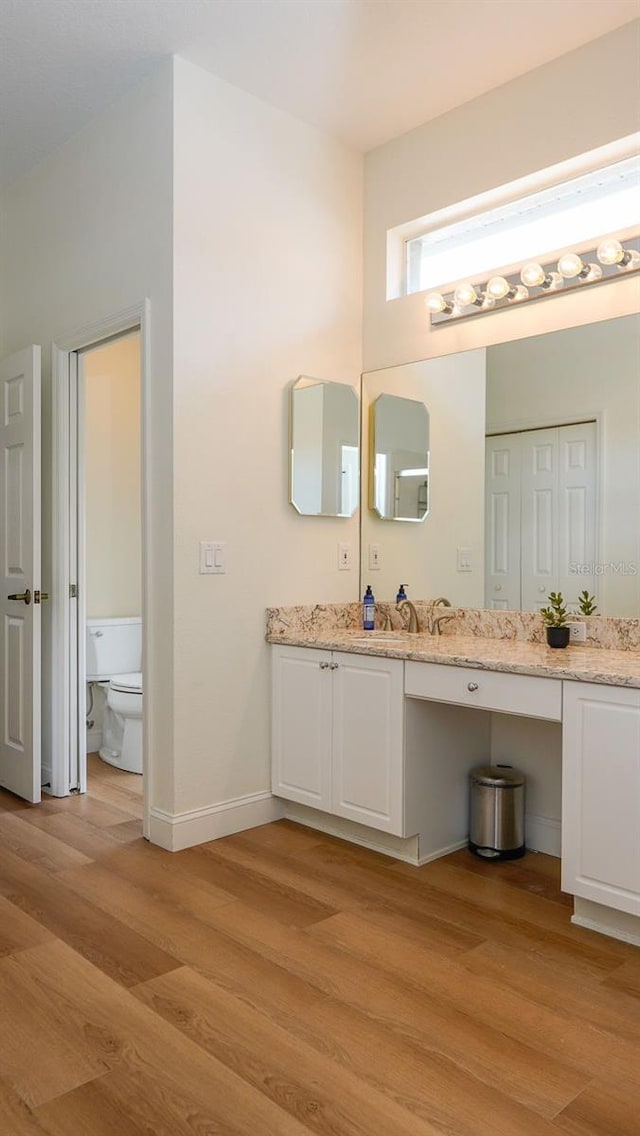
[369,543,381,571]
[457,547,472,572]
[200,540,226,574]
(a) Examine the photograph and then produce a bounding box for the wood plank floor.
[1,756,639,1135]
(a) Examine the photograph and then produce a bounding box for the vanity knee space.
[270,642,640,935]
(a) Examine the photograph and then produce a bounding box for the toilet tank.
[86,617,142,681]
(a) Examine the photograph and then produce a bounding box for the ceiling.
[1,0,638,190]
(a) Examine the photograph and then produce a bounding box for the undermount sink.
[348,632,410,646]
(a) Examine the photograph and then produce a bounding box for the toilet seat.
[110,671,143,694]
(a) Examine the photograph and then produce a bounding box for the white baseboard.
[417,839,468,866]
[525,812,561,858]
[86,729,102,755]
[284,802,421,864]
[148,791,285,852]
[572,897,640,947]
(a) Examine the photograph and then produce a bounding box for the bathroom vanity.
[268,618,640,944]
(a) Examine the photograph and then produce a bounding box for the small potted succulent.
[577,589,597,616]
[540,591,570,648]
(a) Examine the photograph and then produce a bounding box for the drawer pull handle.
[467,681,479,692]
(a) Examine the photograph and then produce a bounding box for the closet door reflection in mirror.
[370,394,430,521]
[289,376,359,517]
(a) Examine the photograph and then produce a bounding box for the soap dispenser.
[363,585,375,631]
[396,583,408,603]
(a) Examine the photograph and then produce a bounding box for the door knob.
[33,591,49,604]
[7,589,31,605]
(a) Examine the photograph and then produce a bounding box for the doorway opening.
[79,332,143,808]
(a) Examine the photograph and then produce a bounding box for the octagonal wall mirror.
[289,376,359,517]
[370,394,430,521]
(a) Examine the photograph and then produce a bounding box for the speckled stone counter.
[266,606,640,688]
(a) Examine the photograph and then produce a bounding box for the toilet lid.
[110,671,142,694]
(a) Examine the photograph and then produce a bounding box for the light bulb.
[623,249,640,270]
[520,262,546,287]
[583,263,602,282]
[481,293,496,310]
[509,285,529,303]
[426,292,449,314]
[453,283,479,307]
[557,253,584,279]
[546,271,564,290]
[486,275,512,299]
[597,238,624,265]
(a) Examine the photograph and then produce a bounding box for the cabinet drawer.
[405,661,561,721]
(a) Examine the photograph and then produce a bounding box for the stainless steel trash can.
[469,765,525,859]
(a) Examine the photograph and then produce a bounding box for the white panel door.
[331,652,404,834]
[485,436,521,609]
[557,422,597,608]
[521,428,557,612]
[271,645,332,810]
[0,347,42,802]
[562,681,640,916]
[488,423,597,612]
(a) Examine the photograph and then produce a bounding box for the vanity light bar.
[427,235,640,326]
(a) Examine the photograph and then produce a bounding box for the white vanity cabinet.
[562,681,640,917]
[271,645,405,834]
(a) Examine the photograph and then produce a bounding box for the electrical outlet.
[456,547,472,572]
[369,543,381,571]
[567,621,587,643]
[337,542,352,571]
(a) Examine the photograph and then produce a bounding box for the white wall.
[487,316,640,616]
[171,59,362,814]
[0,64,175,810]
[363,23,640,372]
[84,333,142,619]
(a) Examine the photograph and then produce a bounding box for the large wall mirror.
[290,376,359,517]
[360,314,640,616]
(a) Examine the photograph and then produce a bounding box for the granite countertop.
[266,629,640,689]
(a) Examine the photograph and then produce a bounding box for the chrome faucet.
[396,599,420,633]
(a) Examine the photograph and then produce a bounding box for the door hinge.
[69,583,78,599]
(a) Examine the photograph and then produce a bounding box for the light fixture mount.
[427,235,640,326]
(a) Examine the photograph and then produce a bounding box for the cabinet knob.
[467,681,479,692]
[330,662,339,670]
[493,584,502,592]
[319,661,330,669]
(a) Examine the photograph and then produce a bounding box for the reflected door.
[485,422,597,612]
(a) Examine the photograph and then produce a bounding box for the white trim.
[283,802,422,864]
[416,838,467,866]
[149,792,285,852]
[525,813,561,858]
[86,729,102,754]
[572,897,640,947]
[50,301,151,842]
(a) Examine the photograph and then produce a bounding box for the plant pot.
[546,626,570,648]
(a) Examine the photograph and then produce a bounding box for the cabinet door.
[271,646,332,811]
[562,681,640,916]
[331,652,404,835]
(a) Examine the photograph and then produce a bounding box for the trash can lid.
[470,764,525,787]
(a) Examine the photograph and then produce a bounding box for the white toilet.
[86,617,143,774]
